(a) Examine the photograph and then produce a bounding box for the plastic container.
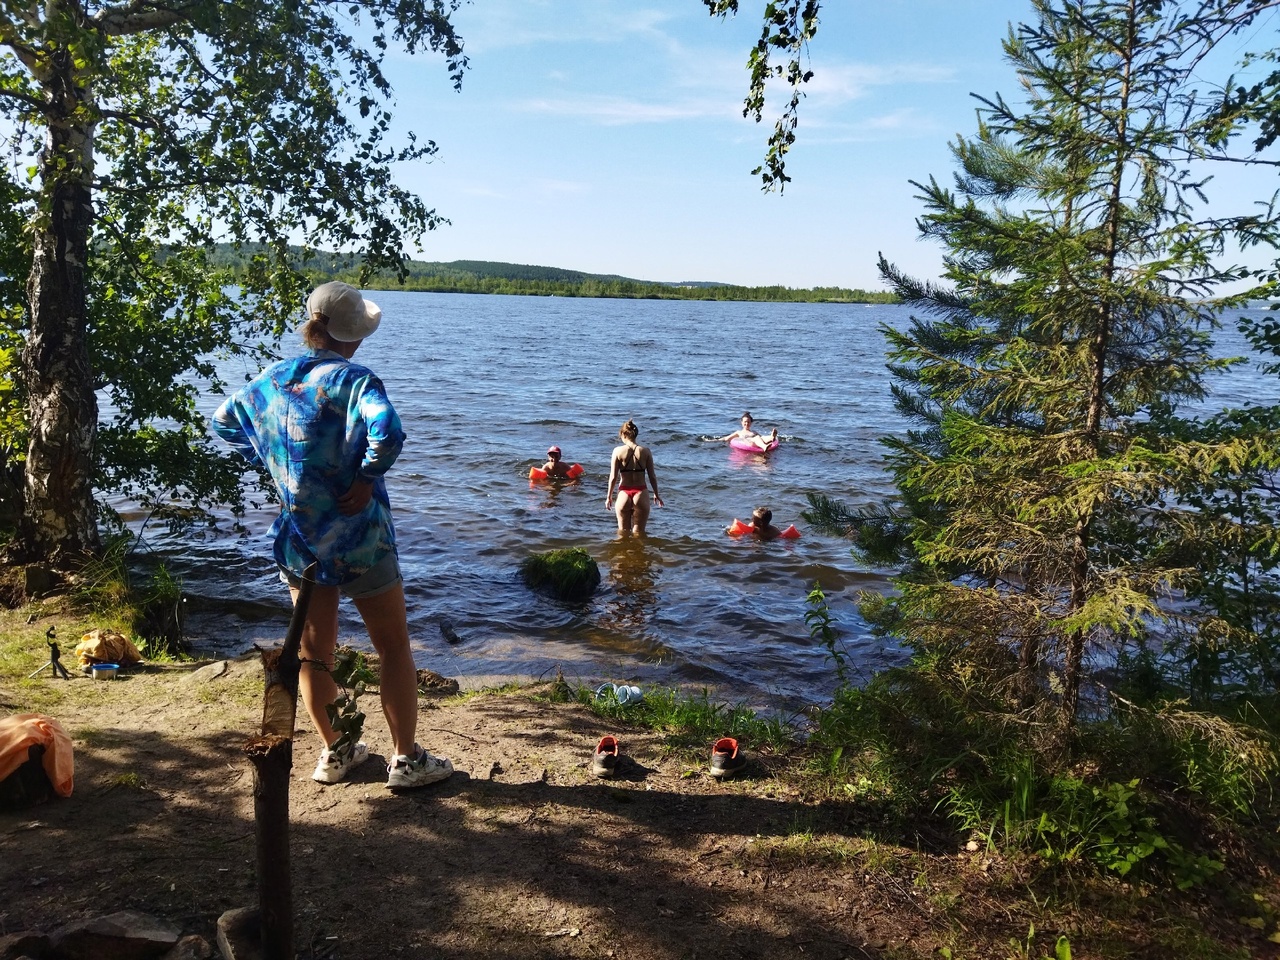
[91,662,120,681]
[594,682,643,705]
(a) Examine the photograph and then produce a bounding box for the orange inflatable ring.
[727,519,800,539]
[530,463,584,482]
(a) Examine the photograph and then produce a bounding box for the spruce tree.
[814,0,1278,725]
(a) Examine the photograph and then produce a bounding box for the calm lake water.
[135,293,1280,709]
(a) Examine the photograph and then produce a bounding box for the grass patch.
[451,681,524,703]
[195,673,262,707]
[575,683,800,755]
[746,832,863,867]
[73,726,121,748]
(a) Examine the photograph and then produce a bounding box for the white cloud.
[453,2,676,54]
[800,63,957,104]
[787,107,946,145]
[456,182,505,199]
[518,95,735,125]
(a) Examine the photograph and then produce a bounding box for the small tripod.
[27,626,71,680]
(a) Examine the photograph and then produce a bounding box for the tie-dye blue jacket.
[213,349,405,586]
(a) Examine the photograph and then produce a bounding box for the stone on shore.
[50,910,181,960]
[215,907,261,960]
[161,935,213,960]
[0,931,50,960]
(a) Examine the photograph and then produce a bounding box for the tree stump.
[242,563,314,960]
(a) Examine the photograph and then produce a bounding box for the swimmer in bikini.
[710,412,778,451]
[606,419,663,534]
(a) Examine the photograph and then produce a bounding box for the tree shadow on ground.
[0,690,1234,960]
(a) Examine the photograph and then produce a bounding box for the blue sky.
[379,1,1277,290]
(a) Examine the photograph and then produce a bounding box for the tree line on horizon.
[201,244,897,304]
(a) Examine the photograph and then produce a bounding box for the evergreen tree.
[810,0,1278,725]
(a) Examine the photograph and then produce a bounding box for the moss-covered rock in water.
[520,548,601,602]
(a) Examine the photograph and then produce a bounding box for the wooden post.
[244,563,315,960]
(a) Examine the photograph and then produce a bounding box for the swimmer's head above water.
[619,419,639,442]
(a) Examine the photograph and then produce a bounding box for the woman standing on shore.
[606,419,663,535]
[213,281,453,791]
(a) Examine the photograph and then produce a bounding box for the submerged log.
[243,563,315,960]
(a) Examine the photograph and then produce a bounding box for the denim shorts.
[279,551,402,600]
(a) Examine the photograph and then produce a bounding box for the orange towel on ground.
[0,714,74,797]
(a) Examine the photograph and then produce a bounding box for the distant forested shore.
[205,245,897,304]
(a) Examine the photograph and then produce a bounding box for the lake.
[134,293,1280,709]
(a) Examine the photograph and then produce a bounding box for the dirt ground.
[1,644,1277,960]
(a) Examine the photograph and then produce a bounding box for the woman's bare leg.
[615,494,633,533]
[291,584,341,747]
[631,491,652,534]
[353,583,419,757]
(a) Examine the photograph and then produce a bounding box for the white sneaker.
[311,741,370,784]
[386,745,454,789]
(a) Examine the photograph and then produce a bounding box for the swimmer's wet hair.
[752,507,772,525]
[619,419,639,441]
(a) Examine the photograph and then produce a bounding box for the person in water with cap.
[214,280,454,791]
[542,445,575,479]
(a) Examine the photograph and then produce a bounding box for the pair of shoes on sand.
[591,735,748,780]
[312,741,453,789]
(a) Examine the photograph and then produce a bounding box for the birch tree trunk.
[20,33,100,566]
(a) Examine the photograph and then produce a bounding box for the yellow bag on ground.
[74,628,143,666]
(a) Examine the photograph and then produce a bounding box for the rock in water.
[519,548,601,602]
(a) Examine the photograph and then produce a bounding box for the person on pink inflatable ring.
[709,411,777,451]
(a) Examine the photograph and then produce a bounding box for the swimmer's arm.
[605,454,618,507]
[645,449,662,505]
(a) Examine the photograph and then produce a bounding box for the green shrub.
[805,651,1268,888]
[131,562,186,658]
